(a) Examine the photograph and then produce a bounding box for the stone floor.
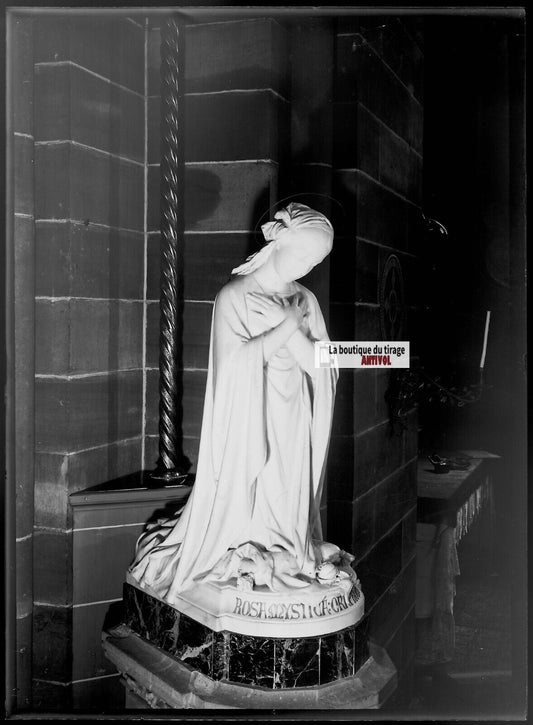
[395,528,525,720]
[451,572,512,676]
[406,571,517,719]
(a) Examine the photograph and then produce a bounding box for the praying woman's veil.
[231,202,334,276]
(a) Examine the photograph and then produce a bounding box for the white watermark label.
[315,341,410,368]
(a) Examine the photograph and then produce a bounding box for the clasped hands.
[247,291,309,329]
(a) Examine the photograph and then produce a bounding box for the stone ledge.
[102,626,397,709]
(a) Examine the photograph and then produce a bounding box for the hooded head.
[231,202,334,280]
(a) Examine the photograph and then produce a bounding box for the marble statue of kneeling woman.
[129,202,357,602]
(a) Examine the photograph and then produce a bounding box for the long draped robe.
[129,273,338,599]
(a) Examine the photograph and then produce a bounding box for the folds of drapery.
[129,275,338,601]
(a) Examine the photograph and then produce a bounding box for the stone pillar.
[329,16,424,705]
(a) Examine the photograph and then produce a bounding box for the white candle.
[479,311,491,369]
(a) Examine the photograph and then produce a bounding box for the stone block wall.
[328,17,424,705]
[30,14,147,709]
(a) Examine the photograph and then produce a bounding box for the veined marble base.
[126,571,364,637]
[103,625,397,709]
[123,582,369,689]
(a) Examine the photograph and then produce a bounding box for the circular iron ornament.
[156,15,189,480]
[379,254,405,341]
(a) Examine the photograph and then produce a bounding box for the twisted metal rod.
[156,15,189,480]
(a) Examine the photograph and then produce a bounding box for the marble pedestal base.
[123,582,369,688]
[103,625,397,709]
